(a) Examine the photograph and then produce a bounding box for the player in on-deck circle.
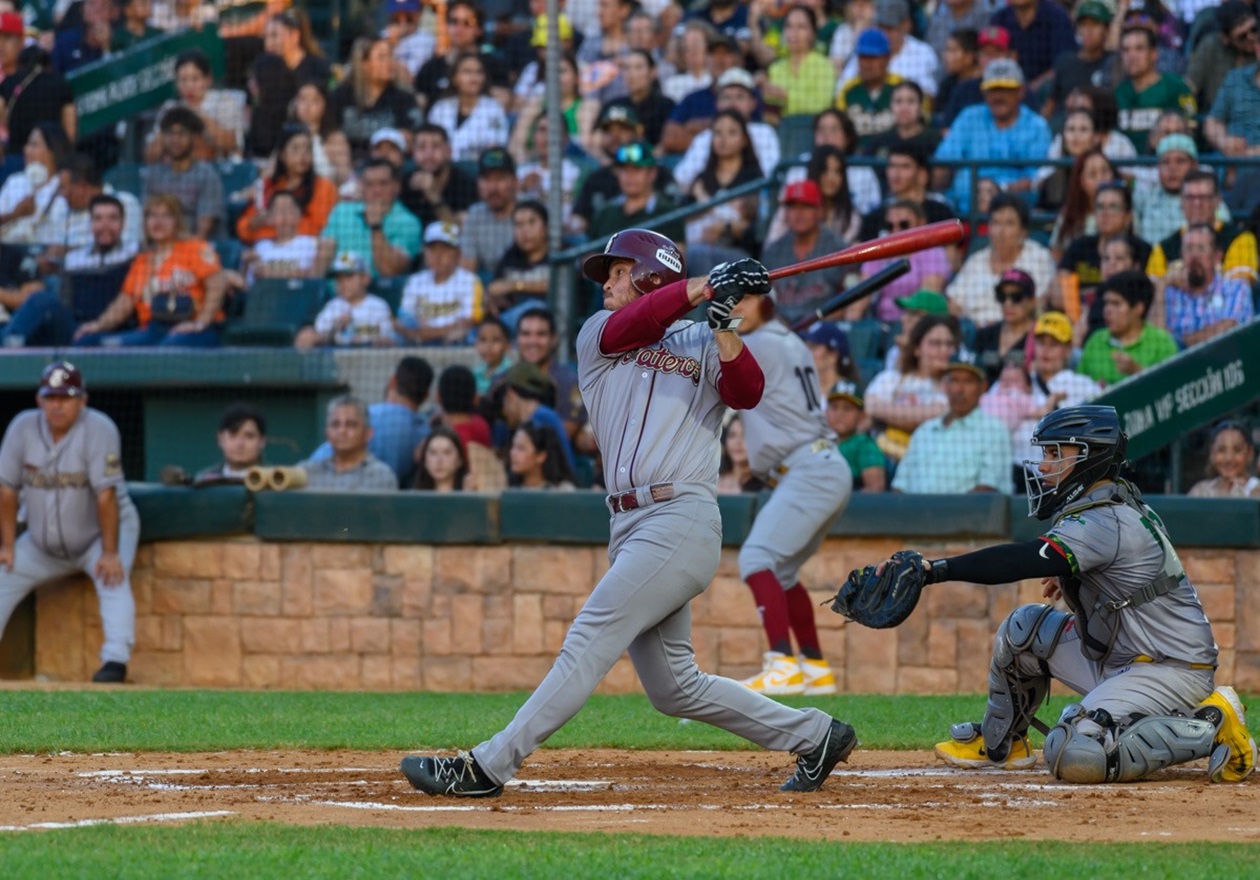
[727,292,852,696]
[400,229,856,797]
[848,405,1256,784]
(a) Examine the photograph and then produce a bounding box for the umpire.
[0,362,140,683]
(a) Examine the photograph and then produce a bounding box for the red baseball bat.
[767,219,965,282]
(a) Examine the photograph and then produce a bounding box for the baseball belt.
[767,438,833,488]
[1132,654,1216,671]
[607,482,675,514]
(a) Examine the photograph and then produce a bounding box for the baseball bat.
[244,467,270,492]
[268,467,309,491]
[766,219,965,283]
[789,259,912,333]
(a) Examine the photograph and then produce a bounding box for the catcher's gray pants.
[473,483,834,786]
[0,504,140,666]
[739,443,852,586]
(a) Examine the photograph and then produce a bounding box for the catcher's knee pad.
[982,604,1072,760]
[1045,704,1217,784]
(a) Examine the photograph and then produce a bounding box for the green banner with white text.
[67,26,225,138]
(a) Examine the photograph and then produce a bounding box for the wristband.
[927,559,949,584]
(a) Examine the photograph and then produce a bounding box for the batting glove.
[708,258,771,301]
[706,294,743,332]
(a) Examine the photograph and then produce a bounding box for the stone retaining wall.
[32,537,1258,692]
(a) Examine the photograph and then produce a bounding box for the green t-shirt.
[1078,323,1179,387]
[837,74,904,144]
[838,433,886,488]
[1115,73,1196,153]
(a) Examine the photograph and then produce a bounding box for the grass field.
[0,690,1256,879]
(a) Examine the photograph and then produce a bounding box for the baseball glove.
[708,258,772,301]
[830,550,927,629]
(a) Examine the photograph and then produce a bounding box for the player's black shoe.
[91,662,127,683]
[781,718,856,792]
[401,751,503,798]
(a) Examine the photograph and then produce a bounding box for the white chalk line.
[0,810,236,833]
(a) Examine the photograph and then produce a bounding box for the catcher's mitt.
[830,550,927,629]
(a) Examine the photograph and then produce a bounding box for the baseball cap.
[503,361,554,400]
[709,31,740,53]
[387,0,420,14]
[329,251,368,276]
[977,25,1011,51]
[801,322,851,362]
[1075,0,1112,23]
[0,12,23,35]
[370,128,407,152]
[995,268,1036,300]
[1034,311,1074,344]
[874,0,910,28]
[826,379,863,408]
[855,28,891,57]
[894,289,949,314]
[783,180,822,207]
[478,146,516,176]
[1156,133,1198,160]
[613,140,657,168]
[38,361,85,398]
[982,58,1024,90]
[942,354,986,381]
[596,102,641,131]
[531,13,573,47]
[424,220,461,247]
[716,67,757,94]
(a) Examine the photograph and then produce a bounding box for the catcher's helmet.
[1024,405,1128,520]
[582,228,685,296]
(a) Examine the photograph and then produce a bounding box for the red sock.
[785,583,823,660]
[746,570,792,655]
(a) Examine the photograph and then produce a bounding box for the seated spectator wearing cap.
[856,199,951,322]
[838,0,939,97]
[1078,270,1177,387]
[382,0,433,80]
[1187,1,1257,112]
[1133,133,1200,244]
[570,103,647,235]
[588,142,686,268]
[857,144,957,243]
[801,321,861,398]
[242,191,323,283]
[932,60,1051,214]
[487,201,550,331]
[891,359,1013,494]
[1115,25,1196,155]
[1146,170,1258,290]
[330,37,425,163]
[761,180,847,326]
[988,0,1075,95]
[1018,312,1099,443]
[926,1,990,64]
[0,12,24,80]
[946,194,1054,326]
[1158,224,1255,349]
[682,110,763,275]
[882,289,952,371]
[427,52,510,164]
[396,221,484,345]
[296,252,396,348]
[142,106,226,240]
[143,50,246,163]
[320,158,420,279]
[235,124,337,245]
[1040,1,1116,122]
[825,381,887,492]
[759,5,836,120]
[499,361,577,472]
[671,68,780,192]
[659,31,745,154]
[836,29,902,147]
[602,49,676,147]
[300,396,400,491]
[972,269,1037,384]
[461,148,518,279]
[402,123,479,231]
[369,128,409,172]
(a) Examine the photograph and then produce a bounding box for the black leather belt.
[608,483,675,513]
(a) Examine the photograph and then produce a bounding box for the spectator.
[331,37,424,162]
[933,59,1052,214]
[926,0,988,59]
[319,158,420,279]
[683,110,763,274]
[836,28,900,147]
[508,423,578,490]
[500,360,577,472]
[1041,0,1116,121]
[801,321,860,398]
[1048,149,1120,255]
[825,380,886,491]
[0,361,139,684]
[588,142,685,255]
[861,80,940,164]
[300,396,399,491]
[1146,170,1258,288]
[243,191,324,282]
[297,252,394,348]
[461,147,518,278]
[0,45,76,162]
[149,0,219,32]
[1115,25,1196,154]
[1188,420,1260,498]
[768,145,861,245]
[401,123,478,230]
[662,21,714,104]
[1186,1,1256,111]
[800,108,882,215]
[368,128,409,174]
[570,103,646,236]
[52,0,113,74]
[578,0,634,104]
[857,199,951,322]
[892,359,1012,493]
[838,0,938,96]
[307,356,434,486]
[1160,224,1255,349]
[196,404,267,484]
[1035,108,1104,212]
[143,107,225,240]
[946,194,1055,326]
[73,195,226,348]
[1056,182,1151,334]
[510,13,576,112]
[246,11,331,158]
[882,288,952,371]
[413,0,508,112]
[0,12,22,80]
[603,49,675,146]
[973,268,1036,384]
[1059,85,1139,171]
[659,30,744,155]
[672,67,779,193]
[236,123,337,245]
[145,50,246,162]
[396,221,483,345]
[761,180,847,326]
[864,313,960,459]
[511,53,599,164]
[383,0,433,80]
[934,28,983,129]
[288,80,351,190]
[936,23,1017,130]
[472,316,514,397]
[487,201,550,329]
[0,122,70,246]
[434,364,493,450]
[1133,133,1198,244]
[858,143,957,241]
[515,307,586,445]
[761,5,835,119]
[1078,270,1177,386]
[51,153,144,257]
[413,425,473,492]
[989,0,1075,93]
[717,416,764,494]
[512,112,585,228]
[428,52,510,165]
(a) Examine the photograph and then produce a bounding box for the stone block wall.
[31,537,1258,692]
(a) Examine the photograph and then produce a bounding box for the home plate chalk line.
[0,811,235,833]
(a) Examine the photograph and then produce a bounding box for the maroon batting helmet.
[38,361,85,398]
[582,228,685,295]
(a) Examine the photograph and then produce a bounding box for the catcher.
[832,405,1257,784]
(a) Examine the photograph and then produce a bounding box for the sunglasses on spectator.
[995,290,1030,304]
[615,143,650,164]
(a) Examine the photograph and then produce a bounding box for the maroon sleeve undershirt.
[717,344,764,409]
[598,280,695,354]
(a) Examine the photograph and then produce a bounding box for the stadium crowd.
[0,0,1256,496]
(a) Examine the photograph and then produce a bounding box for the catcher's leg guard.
[1044,704,1217,783]
[982,604,1072,761]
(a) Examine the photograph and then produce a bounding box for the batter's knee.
[738,547,778,583]
[640,665,711,717]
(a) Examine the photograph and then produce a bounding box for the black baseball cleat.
[91,662,127,684]
[781,718,857,792]
[401,751,503,798]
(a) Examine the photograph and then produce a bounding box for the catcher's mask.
[582,229,686,296]
[1024,405,1127,520]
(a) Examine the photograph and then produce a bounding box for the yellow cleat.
[741,652,805,695]
[1199,686,1257,784]
[935,732,1038,770]
[800,657,838,695]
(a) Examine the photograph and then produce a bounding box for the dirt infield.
[1,748,1256,841]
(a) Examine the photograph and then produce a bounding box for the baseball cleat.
[934,733,1037,770]
[781,717,856,791]
[401,751,503,798]
[800,657,838,695]
[1197,686,1257,784]
[741,651,806,695]
[91,661,127,684]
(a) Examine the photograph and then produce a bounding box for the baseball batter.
[402,230,856,797]
[729,295,853,695]
[0,362,140,684]
[858,405,1256,784]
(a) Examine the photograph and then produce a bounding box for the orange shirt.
[235,174,338,244]
[123,239,223,328]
